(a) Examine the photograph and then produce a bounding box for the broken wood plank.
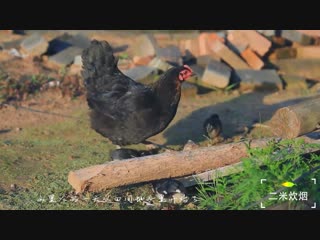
[68,138,271,193]
[268,96,320,139]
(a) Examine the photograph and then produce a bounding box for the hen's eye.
[179,73,184,80]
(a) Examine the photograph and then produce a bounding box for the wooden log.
[177,135,320,187]
[268,96,320,139]
[68,139,271,193]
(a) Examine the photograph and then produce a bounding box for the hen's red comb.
[183,65,192,72]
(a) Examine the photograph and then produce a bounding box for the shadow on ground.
[0,129,11,134]
[163,91,316,145]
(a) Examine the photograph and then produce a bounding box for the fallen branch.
[68,138,271,193]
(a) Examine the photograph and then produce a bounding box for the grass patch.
[0,110,183,210]
[0,110,120,209]
[196,138,320,210]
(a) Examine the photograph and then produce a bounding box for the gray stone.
[73,55,83,66]
[196,55,220,68]
[134,34,158,57]
[235,69,283,90]
[185,65,204,86]
[148,57,173,72]
[8,48,24,58]
[201,60,232,89]
[190,65,205,78]
[0,38,24,50]
[257,30,275,37]
[181,82,198,97]
[67,33,91,49]
[215,31,227,39]
[156,45,182,64]
[281,30,314,45]
[123,66,158,84]
[20,33,48,56]
[48,46,83,66]
[271,58,320,80]
[47,33,91,56]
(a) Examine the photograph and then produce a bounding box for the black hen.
[82,40,193,146]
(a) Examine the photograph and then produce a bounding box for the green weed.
[196,138,320,210]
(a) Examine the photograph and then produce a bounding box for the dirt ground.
[0,30,320,209]
[1,87,317,145]
[1,83,318,190]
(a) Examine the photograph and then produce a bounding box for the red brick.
[240,48,264,70]
[197,55,220,67]
[227,30,271,57]
[209,39,250,70]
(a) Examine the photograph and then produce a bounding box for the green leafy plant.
[118,53,129,60]
[209,83,238,95]
[196,139,320,210]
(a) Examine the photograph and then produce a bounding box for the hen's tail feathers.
[81,40,119,92]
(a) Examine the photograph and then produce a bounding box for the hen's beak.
[190,72,196,77]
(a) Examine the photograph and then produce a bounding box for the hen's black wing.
[82,40,153,121]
